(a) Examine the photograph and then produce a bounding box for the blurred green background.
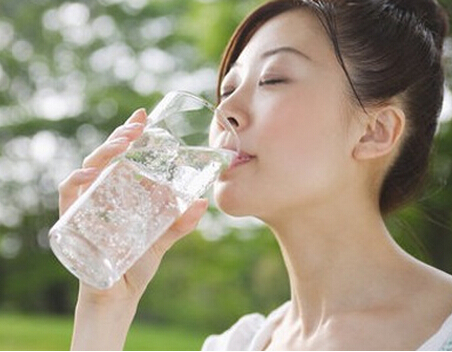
[0,0,452,350]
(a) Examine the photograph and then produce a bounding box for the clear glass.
[48,91,239,289]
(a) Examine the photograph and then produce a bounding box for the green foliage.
[0,0,288,333]
[138,226,288,332]
[0,314,72,350]
[0,313,205,350]
[0,0,452,346]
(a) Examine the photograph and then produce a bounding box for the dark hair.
[217,0,449,214]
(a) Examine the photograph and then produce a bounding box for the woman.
[61,0,452,350]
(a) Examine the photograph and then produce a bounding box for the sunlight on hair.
[440,87,452,123]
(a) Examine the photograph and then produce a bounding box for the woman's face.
[212,9,363,222]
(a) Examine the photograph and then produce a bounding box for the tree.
[0,0,451,334]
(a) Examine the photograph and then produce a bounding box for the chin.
[213,182,253,217]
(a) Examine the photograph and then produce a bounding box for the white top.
[202,302,452,351]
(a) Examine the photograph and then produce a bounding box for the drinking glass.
[48,91,239,289]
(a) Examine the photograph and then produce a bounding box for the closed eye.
[258,78,287,86]
[221,78,288,99]
[220,88,235,100]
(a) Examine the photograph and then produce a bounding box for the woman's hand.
[59,109,208,350]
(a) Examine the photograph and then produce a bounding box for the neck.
[265,197,409,336]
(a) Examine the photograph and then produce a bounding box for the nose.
[226,116,240,129]
[212,95,247,152]
[216,94,249,133]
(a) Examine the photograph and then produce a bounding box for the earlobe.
[353,107,405,160]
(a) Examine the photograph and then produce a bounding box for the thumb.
[171,199,209,235]
[153,199,209,256]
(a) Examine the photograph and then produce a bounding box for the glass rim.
[149,90,241,153]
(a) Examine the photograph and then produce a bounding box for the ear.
[353,106,406,160]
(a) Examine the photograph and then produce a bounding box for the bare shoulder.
[417,260,452,299]
[361,263,452,350]
[409,260,452,326]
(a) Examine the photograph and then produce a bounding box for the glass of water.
[48,91,240,289]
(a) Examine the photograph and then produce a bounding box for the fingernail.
[110,137,129,144]
[126,108,147,123]
[130,108,146,118]
[81,168,99,177]
[125,122,144,130]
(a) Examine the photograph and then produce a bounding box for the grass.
[0,313,206,350]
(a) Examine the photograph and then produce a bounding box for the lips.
[218,139,255,170]
[229,151,255,169]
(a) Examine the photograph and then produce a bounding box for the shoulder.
[418,310,452,350]
[202,313,266,351]
[201,302,290,351]
[415,266,452,350]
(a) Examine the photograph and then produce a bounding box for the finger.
[58,168,99,215]
[170,199,209,235]
[106,122,145,143]
[83,109,146,169]
[125,108,147,124]
[153,199,209,257]
[105,108,146,142]
[82,137,130,169]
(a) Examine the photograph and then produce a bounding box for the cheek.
[260,107,328,162]
[261,108,350,188]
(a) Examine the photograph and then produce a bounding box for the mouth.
[229,151,255,169]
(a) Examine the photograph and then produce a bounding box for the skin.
[213,10,452,350]
[61,110,208,350]
[64,9,452,351]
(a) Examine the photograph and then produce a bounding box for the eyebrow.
[261,46,311,61]
[230,46,311,71]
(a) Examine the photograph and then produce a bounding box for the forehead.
[236,9,333,66]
